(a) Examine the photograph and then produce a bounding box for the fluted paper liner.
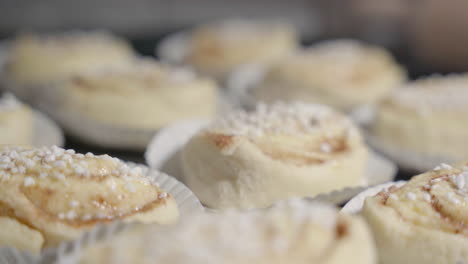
[226,64,378,125]
[365,130,457,173]
[145,119,398,206]
[0,164,203,264]
[341,181,407,214]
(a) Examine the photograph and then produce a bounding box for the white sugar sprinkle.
[158,192,168,199]
[25,159,35,168]
[447,192,460,205]
[440,163,453,170]
[389,194,399,200]
[45,155,56,162]
[54,173,65,180]
[125,182,136,192]
[23,177,35,187]
[431,178,443,183]
[406,192,417,200]
[109,180,117,191]
[66,210,77,220]
[82,214,92,221]
[320,143,332,153]
[74,166,86,176]
[69,200,80,207]
[207,102,353,140]
[66,149,75,155]
[422,193,431,202]
[18,166,26,174]
[454,174,466,190]
[54,160,67,168]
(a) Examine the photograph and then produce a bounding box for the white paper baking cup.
[0,164,203,264]
[226,64,378,125]
[145,119,398,205]
[0,247,37,264]
[364,130,456,173]
[341,181,407,214]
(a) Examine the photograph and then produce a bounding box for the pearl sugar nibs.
[0,146,153,192]
[208,102,351,139]
[1,146,172,222]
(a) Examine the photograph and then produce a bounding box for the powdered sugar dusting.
[449,168,468,197]
[140,199,339,262]
[0,145,145,182]
[390,74,468,111]
[0,146,171,220]
[71,58,198,89]
[207,102,354,138]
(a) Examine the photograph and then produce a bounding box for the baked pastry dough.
[0,94,33,145]
[252,39,406,111]
[80,199,376,264]
[54,59,218,129]
[181,102,369,209]
[362,162,468,264]
[0,146,178,253]
[187,19,298,80]
[6,31,135,86]
[372,74,468,161]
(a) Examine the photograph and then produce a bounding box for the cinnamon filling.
[379,175,467,236]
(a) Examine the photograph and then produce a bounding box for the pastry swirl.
[252,39,406,111]
[0,94,33,145]
[187,19,298,80]
[0,146,178,253]
[362,162,468,264]
[372,74,468,161]
[181,102,368,209]
[6,31,135,85]
[80,199,376,264]
[55,59,218,129]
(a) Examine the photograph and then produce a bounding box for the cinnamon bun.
[187,19,298,80]
[362,162,468,264]
[372,74,468,163]
[80,199,376,264]
[252,39,406,111]
[53,59,218,130]
[181,102,369,209]
[6,31,135,86]
[0,146,178,253]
